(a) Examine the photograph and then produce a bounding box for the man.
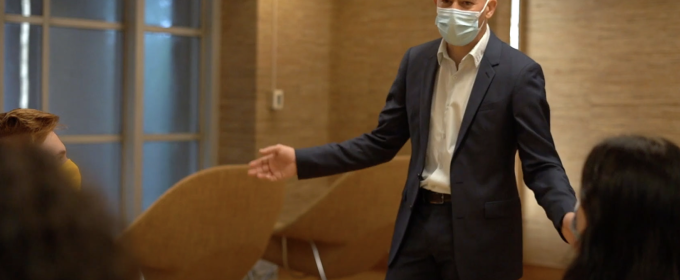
[249,0,576,279]
[0,108,81,189]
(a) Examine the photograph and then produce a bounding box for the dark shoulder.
[404,38,440,62]
[410,38,440,56]
[497,39,541,72]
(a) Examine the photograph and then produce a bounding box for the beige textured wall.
[220,0,332,162]
[489,0,511,44]
[255,0,334,225]
[255,0,331,150]
[521,0,680,268]
[329,0,437,155]
[220,0,333,225]
[219,0,258,165]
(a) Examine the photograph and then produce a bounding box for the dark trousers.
[385,198,460,280]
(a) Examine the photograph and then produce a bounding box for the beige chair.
[119,165,285,280]
[264,156,410,279]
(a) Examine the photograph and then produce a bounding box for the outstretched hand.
[247,144,297,181]
[561,212,577,245]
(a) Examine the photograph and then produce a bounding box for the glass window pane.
[5,0,43,16]
[3,23,42,112]
[142,141,199,210]
[143,33,200,134]
[63,142,121,216]
[51,0,123,22]
[49,27,123,135]
[145,0,200,28]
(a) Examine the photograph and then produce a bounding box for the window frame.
[509,0,522,50]
[0,0,221,225]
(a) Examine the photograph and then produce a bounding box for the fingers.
[247,161,259,175]
[248,155,277,181]
[248,158,261,168]
[257,173,277,182]
[252,171,280,182]
[260,159,271,176]
[247,157,266,176]
[248,146,286,182]
[255,170,278,182]
[264,172,280,182]
[248,154,271,169]
[259,144,281,155]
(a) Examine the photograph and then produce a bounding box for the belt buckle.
[431,193,445,205]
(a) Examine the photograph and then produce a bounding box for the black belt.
[420,188,451,204]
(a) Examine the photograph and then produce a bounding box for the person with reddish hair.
[0,108,81,189]
[0,142,136,280]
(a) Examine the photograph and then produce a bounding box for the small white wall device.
[272,89,284,110]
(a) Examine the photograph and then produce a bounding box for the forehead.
[438,0,490,4]
[41,131,66,154]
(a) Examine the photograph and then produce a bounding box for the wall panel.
[522,0,680,268]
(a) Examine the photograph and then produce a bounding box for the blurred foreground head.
[0,108,81,188]
[0,142,135,280]
[565,135,680,280]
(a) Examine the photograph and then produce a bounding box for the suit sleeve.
[512,62,577,242]
[295,48,412,179]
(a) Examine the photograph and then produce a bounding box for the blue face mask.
[435,0,489,46]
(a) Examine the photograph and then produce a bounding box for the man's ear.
[485,0,497,19]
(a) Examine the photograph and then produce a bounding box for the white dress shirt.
[420,26,491,195]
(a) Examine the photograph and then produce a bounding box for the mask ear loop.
[478,0,491,25]
[480,0,490,14]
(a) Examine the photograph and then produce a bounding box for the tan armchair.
[264,156,410,279]
[119,165,285,280]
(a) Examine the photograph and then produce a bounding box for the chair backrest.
[275,156,410,244]
[119,165,284,280]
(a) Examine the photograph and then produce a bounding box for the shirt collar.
[437,25,491,67]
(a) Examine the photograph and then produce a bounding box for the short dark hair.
[563,135,680,280]
[0,142,136,280]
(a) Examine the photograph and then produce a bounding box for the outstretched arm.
[513,62,577,243]
[295,48,413,179]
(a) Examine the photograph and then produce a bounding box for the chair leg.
[310,241,327,280]
[280,237,328,280]
[281,236,309,279]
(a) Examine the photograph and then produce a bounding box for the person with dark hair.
[564,135,680,280]
[0,142,135,280]
[0,108,80,189]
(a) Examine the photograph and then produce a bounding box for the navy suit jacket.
[295,32,576,280]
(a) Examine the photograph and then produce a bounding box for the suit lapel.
[451,60,495,158]
[451,33,502,159]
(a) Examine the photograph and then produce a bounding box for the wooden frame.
[0,0,220,225]
[0,0,5,111]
